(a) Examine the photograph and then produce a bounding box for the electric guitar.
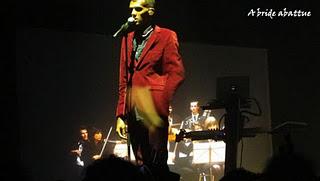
[175,129,226,142]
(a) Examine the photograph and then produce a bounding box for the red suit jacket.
[116,25,185,120]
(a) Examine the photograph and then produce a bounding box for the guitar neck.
[176,129,225,142]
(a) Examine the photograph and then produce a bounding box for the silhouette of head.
[82,154,145,181]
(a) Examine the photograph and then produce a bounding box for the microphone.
[113,17,135,38]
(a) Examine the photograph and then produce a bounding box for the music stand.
[216,76,250,175]
[271,121,308,155]
[193,140,226,181]
[271,121,308,134]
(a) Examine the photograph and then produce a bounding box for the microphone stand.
[124,27,138,162]
[113,20,134,161]
[124,33,132,161]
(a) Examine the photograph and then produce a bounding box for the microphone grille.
[127,17,135,23]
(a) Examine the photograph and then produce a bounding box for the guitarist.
[176,101,206,162]
[172,101,206,180]
[181,101,206,132]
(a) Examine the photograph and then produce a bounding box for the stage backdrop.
[176,42,272,173]
[16,28,272,181]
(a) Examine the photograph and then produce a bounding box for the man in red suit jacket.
[115,0,185,180]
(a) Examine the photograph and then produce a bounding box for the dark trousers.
[128,115,179,181]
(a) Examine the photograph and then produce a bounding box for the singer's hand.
[116,117,127,140]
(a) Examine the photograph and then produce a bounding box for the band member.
[168,104,181,145]
[204,116,219,130]
[181,101,206,131]
[167,104,182,165]
[115,0,185,180]
[70,126,94,179]
[91,128,104,160]
[91,127,116,160]
[171,101,207,180]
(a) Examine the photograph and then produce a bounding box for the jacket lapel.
[135,26,160,69]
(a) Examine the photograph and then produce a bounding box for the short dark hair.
[131,0,155,8]
[79,125,88,131]
[93,128,102,135]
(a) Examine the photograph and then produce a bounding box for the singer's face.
[129,0,152,27]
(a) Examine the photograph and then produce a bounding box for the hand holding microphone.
[113,17,135,38]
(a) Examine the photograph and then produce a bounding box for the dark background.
[4,0,320,180]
